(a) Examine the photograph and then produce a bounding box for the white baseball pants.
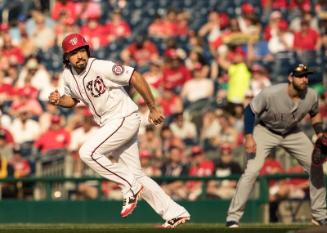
[79,112,189,220]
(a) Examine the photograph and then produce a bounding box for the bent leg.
[79,117,141,197]
[282,131,327,220]
[227,125,280,222]
[117,135,189,221]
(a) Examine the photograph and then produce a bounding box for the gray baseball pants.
[227,124,327,222]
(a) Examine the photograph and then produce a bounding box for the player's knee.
[79,145,92,162]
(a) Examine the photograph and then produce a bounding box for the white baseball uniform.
[61,57,189,220]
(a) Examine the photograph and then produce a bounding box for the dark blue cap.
[289,64,314,77]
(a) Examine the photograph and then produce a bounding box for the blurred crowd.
[0,0,325,216]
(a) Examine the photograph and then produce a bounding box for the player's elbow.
[129,71,142,87]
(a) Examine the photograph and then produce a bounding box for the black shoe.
[312,218,327,225]
[226,221,239,228]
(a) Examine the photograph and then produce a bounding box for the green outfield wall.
[0,199,263,223]
[0,174,312,223]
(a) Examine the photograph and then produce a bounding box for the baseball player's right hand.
[245,134,256,154]
[48,90,61,105]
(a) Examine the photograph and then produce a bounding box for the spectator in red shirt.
[75,0,102,25]
[259,154,285,187]
[15,78,39,100]
[10,87,43,118]
[159,9,190,38]
[175,11,190,37]
[186,146,214,200]
[1,33,25,65]
[121,35,159,71]
[162,56,191,93]
[104,10,131,43]
[293,19,321,53]
[51,0,77,22]
[10,145,31,178]
[0,127,14,145]
[161,9,180,38]
[34,115,71,156]
[289,0,312,12]
[148,14,170,39]
[142,61,163,89]
[0,70,15,106]
[294,19,322,65]
[80,16,108,50]
[159,86,183,117]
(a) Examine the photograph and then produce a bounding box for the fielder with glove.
[226,64,327,227]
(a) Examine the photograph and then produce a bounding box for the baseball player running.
[226,64,327,227]
[48,33,190,228]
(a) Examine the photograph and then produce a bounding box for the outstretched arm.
[48,90,79,108]
[130,71,164,125]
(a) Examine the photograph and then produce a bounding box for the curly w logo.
[86,76,106,97]
[70,37,78,45]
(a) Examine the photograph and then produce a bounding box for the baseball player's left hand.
[149,107,164,125]
[312,133,327,166]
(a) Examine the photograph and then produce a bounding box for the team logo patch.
[70,37,78,45]
[87,76,106,97]
[112,64,124,75]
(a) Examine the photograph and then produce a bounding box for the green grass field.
[0,224,316,233]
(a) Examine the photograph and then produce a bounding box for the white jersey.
[62,58,138,126]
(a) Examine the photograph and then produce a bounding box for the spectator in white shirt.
[170,113,197,145]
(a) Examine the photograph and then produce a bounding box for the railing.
[0,173,312,202]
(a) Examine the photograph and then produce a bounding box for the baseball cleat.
[312,217,327,225]
[120,186,143,218]
[160,214,190,228]
[226,220,240,228]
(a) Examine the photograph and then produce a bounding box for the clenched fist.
[48,90,61,105]
[149,107,165,126]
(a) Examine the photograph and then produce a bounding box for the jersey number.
[86,76,106,97]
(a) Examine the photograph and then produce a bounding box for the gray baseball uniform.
[227,83,327,222]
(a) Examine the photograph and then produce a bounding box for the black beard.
[292,82,307,97]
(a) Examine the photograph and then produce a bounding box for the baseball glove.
[312,135,327,166]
